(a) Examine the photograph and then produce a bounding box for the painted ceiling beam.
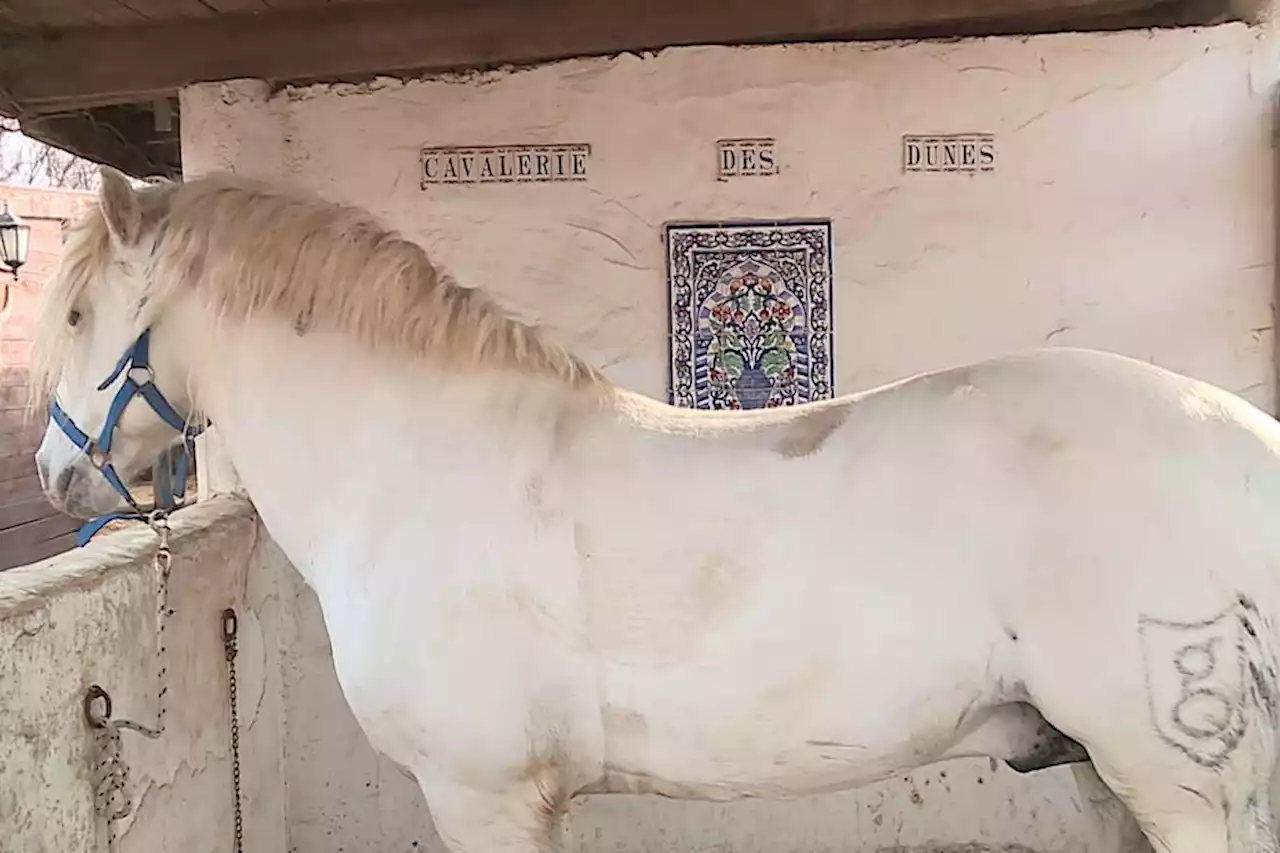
[0,0,1181,114]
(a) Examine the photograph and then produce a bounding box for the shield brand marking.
[1139,607,1246,768]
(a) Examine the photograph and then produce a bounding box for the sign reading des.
[902,134,996,173]
[717,138,778,180]
[421,143,590,186]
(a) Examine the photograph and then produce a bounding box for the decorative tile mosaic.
[666,219,834,410]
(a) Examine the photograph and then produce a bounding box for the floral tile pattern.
[666,219,834,410]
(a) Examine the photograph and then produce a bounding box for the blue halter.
[48,328,208,546]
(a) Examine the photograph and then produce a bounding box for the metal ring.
[87,443,110,471]
[84,684,112,728]
[222,608,238,640]
[127,364,156,387]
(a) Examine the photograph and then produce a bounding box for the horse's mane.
[30,172,608,408]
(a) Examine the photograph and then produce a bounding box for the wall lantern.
[0,201,31,279]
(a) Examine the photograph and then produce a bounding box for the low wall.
[0,497,286,853]
[1,496,1148,853]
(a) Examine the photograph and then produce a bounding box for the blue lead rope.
[48,328,208,546]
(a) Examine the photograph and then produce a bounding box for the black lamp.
[0,201,31,280]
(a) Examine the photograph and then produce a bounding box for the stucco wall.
[0,498,287,853]
[196,22,1276,414]
[170,20,1280,853]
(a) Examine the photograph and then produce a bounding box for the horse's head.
[31,167,201,526]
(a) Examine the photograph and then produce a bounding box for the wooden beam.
[0,514,80,570]
[0,0,1177,113]
[20,108,181,178]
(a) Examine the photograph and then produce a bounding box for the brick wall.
[0,185,96,570]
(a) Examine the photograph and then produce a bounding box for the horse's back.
[871,346,1280,606]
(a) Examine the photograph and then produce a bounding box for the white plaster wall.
[178,79,284,502]
[173,20,1280,853]
[0,497,286,853]
[278,23,1275,412]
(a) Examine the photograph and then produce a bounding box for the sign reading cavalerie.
[420,143,590,186]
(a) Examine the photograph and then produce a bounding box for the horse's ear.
[98,166,143,247]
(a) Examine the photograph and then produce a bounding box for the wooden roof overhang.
[0,0,1264,178]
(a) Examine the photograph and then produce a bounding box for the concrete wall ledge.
[0,493,284,853]
[0,495,257,618]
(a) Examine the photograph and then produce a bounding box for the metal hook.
[84,685,112,729]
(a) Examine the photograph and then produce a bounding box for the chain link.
[84,512,246,852]
[85,512,174,850]
[149,512,172,739]
[89,716,131,853]
[223,607,244,853]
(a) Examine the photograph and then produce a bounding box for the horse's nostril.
[55,466,75,496]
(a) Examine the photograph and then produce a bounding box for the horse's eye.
[68,310,81,327]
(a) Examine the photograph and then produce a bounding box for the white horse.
[31,167,1280,853]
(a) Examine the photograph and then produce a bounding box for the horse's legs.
[1070,762,1153,853]
[1024,641,1279,853]
[1048,706,1278,853]
[1243,781,1280,853]
[1108,774,1278,853]
[1082,753,1232,853]
[415,769,565,853]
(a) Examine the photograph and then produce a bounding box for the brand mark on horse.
[1139,606,1247,768]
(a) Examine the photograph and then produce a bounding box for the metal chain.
[88,712,131,853]
[84,515,246,853]
[223,607,244,853]
[84,511,172,851]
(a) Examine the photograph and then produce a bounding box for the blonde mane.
[29,206,112,411]
[30,172,609,408]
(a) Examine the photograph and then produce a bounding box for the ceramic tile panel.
[666,219,834,410]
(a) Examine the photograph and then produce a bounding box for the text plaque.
[717,138,778,180]
[902,134,996,173]
[420,143,590,186]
